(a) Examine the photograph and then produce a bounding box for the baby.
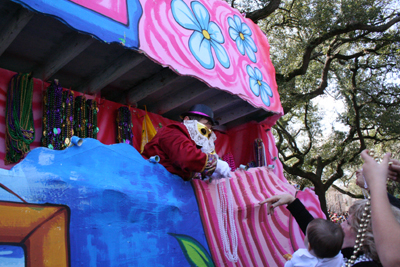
[285,218,344,267]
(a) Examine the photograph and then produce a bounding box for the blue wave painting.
[0,138,210,266]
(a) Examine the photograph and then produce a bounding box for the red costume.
[142,123,216,181]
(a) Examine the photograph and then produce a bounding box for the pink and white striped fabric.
[192,167,325,267]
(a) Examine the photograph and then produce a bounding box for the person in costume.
[142,104,231,181]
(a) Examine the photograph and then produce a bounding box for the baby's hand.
[259,194,295,215]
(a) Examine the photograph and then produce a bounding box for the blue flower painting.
[247,65,273,106]
[228,15,257,63]
[171,0,230,69]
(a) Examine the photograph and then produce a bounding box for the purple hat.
[181,104,219,126]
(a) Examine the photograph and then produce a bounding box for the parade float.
[0,0,325,266]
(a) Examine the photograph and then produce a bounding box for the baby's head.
[305,218,344,258]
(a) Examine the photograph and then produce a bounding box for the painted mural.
[0,200,70,267]
[11,0,282,115]
[12,0,143,48]
[0,138,210,266]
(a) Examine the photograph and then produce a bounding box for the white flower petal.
[234,15,242,31]
[260,84,271,106]
[191,1,210,30]
[255,67,263,81]
[208,22,224,44]
[228,17,240,32]
[211,41,230,68]
[246,65,255,78]
[244,41,257,62]
[189,31,214,69]
[244,35,257,52]
[249,77,260,96]
[229,27,239,40]
[171,0,201,31]
[241,23,252,36]
[261,81,273,97]
[236,38,245,55]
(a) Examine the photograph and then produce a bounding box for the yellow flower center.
[239,32,245,40]
[202,30,211,40]
[257,80,262,86]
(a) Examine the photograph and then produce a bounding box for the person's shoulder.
[289,249,318,266]
[293,249,313,256]
[157,123,190,138]
[317,251,344,267]
[163,122,189,133]
[291,249,315,259]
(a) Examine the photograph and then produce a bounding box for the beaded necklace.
[116,106,133,145]
[86,99,99,139]
[345,195,371,267]
[61,90,74,147]
[5,73,35,164]
[346,149,379,266]
[41,80,64,150]
[74,96,87,138]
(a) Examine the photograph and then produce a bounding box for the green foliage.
[169,233,215,267]
[227,0,400,213]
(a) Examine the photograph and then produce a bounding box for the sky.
[312,94,347,135]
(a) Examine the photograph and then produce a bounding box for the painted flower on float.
[228,15,257,63]
[247,65,272,106]
[171,0,230,69]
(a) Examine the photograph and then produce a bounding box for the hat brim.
[180,112,219,126]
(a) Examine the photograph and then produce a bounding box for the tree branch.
[332,184,363,199]
[246,0,282,23]
[281,14,400,83]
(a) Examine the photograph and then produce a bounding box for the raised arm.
[260,194,314,234]
[361,150,400,267]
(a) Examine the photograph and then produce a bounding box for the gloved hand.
[214,159,231,178]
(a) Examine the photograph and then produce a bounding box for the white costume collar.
[183,120,217,154]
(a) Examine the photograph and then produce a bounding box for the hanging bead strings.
[116,106,133,145]
[5,73,35,164]
[74,96,86,138]
[86,99,99,139]
[61,89,74,147]
[42,82,99,149]
[215,176,239,262]
[41,80,64,150]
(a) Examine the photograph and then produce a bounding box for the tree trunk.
[314,183,328,218]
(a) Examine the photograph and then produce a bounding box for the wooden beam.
[0,7,33,56]
[217,101,260,125]
[147,83,212,114]
[205,91,239,112]
[76,52,147,94]
[35,33,95,81]
[158,90,240,122]
[126,68,179,104]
